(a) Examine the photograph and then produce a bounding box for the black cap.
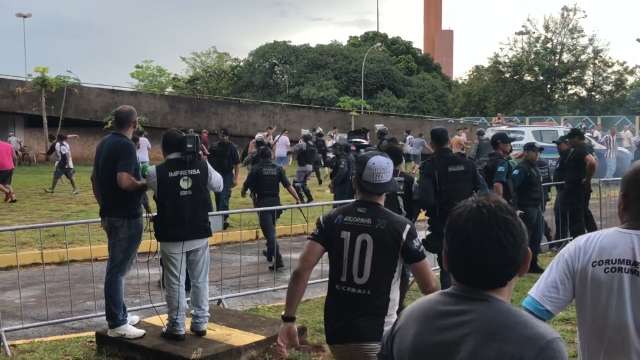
[220,128,230,137]
[430,127,449,147]
[490,132,516,148]
[355,151,398,195]
[523,142,544,152]
[566,128,585,139]
[553,135,568,145]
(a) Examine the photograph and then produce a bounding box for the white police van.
[485,125,632,178]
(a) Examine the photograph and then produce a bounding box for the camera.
[183,133,201,155]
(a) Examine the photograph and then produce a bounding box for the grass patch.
[0,165,334,254]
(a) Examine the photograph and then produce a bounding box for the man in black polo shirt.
[91,105,147,339]
[276,151,439,360]
[563,128,597,238]
[208,128,240,230]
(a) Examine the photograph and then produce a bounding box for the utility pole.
[377,0,380,32]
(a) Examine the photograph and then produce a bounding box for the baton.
[296,206,309,224]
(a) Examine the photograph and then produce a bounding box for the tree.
[28,67,76,151]
[129,60,174,93]
[175,47,241,97]
[454,4,636,116]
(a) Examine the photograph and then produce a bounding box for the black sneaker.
[190,327,207,337]
[269,262,285,271]
[161,329,186,341]
[223,222,230,230]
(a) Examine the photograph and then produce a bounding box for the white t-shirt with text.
[527,227,640,360]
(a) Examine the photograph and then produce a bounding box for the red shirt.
[0,141,15,171]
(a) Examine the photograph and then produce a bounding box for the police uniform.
[242,157,291,268]
[329,145,354,203]
[293,137,317,203]
[484,152,516,205]
[314,134,328,185]
[552,140,570,242]
[418,146,483,289]
[512,143,545,272]
[562,141,591,238]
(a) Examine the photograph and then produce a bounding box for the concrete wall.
[1,78,472,163]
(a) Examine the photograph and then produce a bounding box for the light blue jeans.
[160,242,210,334]
[605,157,617,178]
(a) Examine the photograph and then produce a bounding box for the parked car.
[485,125,632,178]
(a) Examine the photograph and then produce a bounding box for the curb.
[0,223,311,269]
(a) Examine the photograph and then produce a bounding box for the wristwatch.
[281,312,296,323]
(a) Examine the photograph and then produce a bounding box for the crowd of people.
[2,106,639,358]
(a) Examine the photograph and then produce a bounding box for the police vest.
[419,149,477,218]
[483,153,515,205]
[515,160,543,209]
[250,160,282,201]
[296,142,317,166]
[385,171,413,220]
[154,158,213,243]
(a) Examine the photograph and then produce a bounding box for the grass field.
[1,255,578,360]
[0,164,335,254]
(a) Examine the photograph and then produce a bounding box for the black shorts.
[0,169,13,186]
[54,167,75,180]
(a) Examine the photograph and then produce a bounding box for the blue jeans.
[605,158,616,178]
[276,156,288,167]
[160,242,210,334]
[214,172,234,222]
[102,217,143,329]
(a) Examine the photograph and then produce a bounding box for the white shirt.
[622,130,634,148]
[137,137,151,162]
[404,135,414,154]
[147,153,224,253]
[527,227,640,360]
[55,141,74,168]
[274,135,290,158]
[8,136,20,150]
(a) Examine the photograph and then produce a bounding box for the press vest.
[154,158,213,243]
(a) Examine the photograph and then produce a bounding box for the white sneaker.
[127,315,140,326]
[107,324,146,339]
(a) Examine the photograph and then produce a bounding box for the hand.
[276,323,299,359]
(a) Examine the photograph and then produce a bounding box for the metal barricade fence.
[0,180,623,355]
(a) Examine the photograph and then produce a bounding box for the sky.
[1,0,639,86]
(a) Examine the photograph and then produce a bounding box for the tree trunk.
[41,88,49,153]
[56,85,68,137]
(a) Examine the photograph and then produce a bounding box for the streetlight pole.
[377,0,380,32]
[15,12,32,79]
[361,43,382,115]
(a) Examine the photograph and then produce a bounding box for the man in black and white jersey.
[276,151,439,360]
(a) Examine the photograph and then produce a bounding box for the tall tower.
[423,0,454,78]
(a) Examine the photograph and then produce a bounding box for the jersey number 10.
[340,231,373,285]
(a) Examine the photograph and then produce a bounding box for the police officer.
[552,135,570,244]
[328,139,354,204]
[417,127,485,289]
[292,132,317,203]
[313,129,328,185]
[470,129,492,167]
[376,126,392,151]
[563,128,597,239]
[147,129,223,340]
[484,132,516,206]
[242,146,301,270]
[512,142,545,273]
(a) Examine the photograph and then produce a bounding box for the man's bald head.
[619,163,640,224]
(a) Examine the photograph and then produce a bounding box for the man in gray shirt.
[380,195,567,360]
